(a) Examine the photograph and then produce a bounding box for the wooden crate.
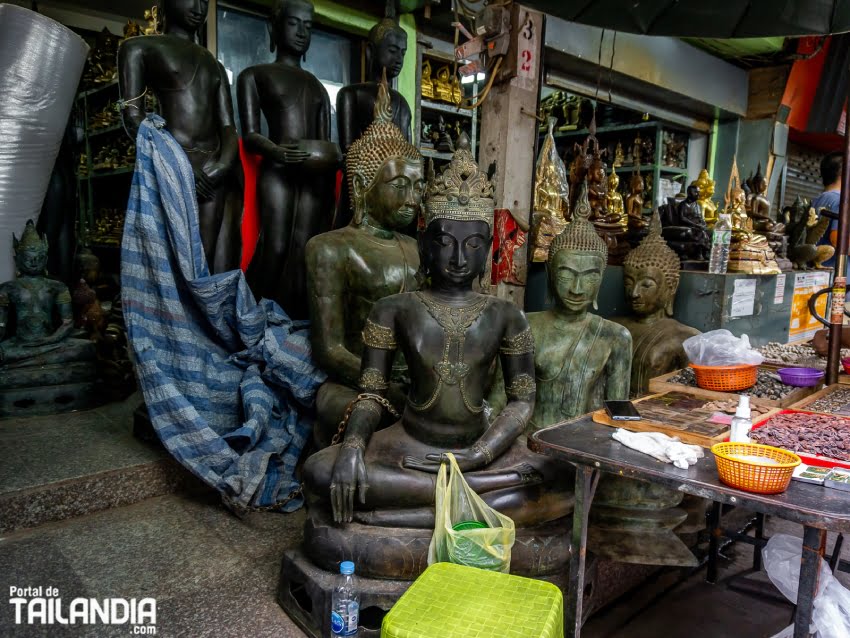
[592,391,779,448]
[648,367,820,409]
[788,383,850,416]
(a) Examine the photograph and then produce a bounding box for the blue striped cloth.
[121,114,326,511]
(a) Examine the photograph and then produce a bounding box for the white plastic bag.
[428,453,516,573]
[762,534,850,638]
[683,329,764,366]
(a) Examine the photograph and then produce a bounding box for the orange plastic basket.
[689,363,758,392]
[711,442,801,494]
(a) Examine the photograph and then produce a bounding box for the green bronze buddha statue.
[527,195,696,567]
[299,135,572,582]
[306,75,423,448]
[612,213,701,396]
[0,221,97,416]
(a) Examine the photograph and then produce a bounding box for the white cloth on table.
[612,428,705,469]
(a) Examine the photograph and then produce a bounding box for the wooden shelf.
[420,148,454,161]
[421,99,472,118]
[549,120,660,140]
[76,80,118,100]
[613,163,688,175]
[84,166,134,179]
[89,123,124,138]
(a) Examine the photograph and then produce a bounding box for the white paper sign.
[774,273,787,305]
[731,278,757,317]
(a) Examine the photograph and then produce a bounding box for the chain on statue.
[331,392,401,445]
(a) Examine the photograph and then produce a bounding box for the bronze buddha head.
[347,72,423,229]
[548,181,607,313]
[629,172,644,194]
[367,1,407,81]
[420,133,494,288]
[752,164,767,194]
[623,213,680,318]
[13,220,49,277]
[162,0,208,34]
[269,0,314,56]
[685,184,700,203]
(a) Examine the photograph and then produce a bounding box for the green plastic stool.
[381,562,564,638]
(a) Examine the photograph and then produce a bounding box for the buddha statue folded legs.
[302,139,572,580]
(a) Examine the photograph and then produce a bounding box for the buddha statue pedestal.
[0,221,99,417]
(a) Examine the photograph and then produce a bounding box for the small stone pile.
[668,367,797,401]
[806,387,850,416]
[757,342,850,369]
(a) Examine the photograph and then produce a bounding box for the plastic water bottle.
[708,213,732,274]
[730,395,752,443]
[331,561,359,637]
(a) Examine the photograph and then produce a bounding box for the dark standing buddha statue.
[238,0,342,318]
[334,0,412,229]
[118,0,243,273]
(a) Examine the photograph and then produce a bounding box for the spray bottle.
[730,395,752,443]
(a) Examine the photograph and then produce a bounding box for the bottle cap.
[340,561,355,575]
[735,395,751,419]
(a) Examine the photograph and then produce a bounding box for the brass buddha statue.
[306,76,423,448]
[693,169,718,227]
[607,166,626,231]
[725,163,781,275]
[748,164,784,234]
[420,60,434,100]
[612,213,701,396]
[0,221,97,416]
[530,117,569,263]
[300,135,571,582]
[784,196,834,269]
[527,186,694,567]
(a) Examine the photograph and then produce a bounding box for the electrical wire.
[460,56,503,110]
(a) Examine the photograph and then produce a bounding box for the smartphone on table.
[604,400,641,421]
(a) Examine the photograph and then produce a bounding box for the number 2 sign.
[514,11,540,91]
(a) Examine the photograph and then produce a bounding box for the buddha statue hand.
[193,166,217,202]
[272,143,311,165]
[402,445,490,473]
[330,439,369,524]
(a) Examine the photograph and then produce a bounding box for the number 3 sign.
[514,11,540,91]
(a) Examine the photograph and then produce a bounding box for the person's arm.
[117,39,147,141]
[330,299,398,524]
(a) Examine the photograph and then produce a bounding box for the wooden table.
[529,416,850,638]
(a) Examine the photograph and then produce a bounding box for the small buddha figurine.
[612,213,701,396]
[747,165,786,261]
[301,137,570,577]
[435,115,454,153]
[660,184,710,262]
[607,166,626,231]
[530,117,569,262]
[306,76,423,448]
[626,172,646,227]
[420,60,435,100]
[613,141,625,167]
[693,169,719,227]
[434,65,454,103]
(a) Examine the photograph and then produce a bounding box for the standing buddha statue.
[693,169,718,227]
[612,213,701,396]
[306,75,423,448]
[530,117,569,262]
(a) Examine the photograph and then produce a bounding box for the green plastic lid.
[452,520,488,531]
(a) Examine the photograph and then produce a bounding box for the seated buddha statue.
[693,169,718,227]
[660,183,710,263]
[526,186,694,567]
[606,166,626,232]
[301,137,572,581]
[784,196,834,269]
[530,117,569,263]
[727,184,782,275]
[748,164,784,235]
[0,221,96,415]
[611,213,701,396]
[306,77,423,448]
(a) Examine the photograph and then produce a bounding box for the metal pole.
[826,78,850,385]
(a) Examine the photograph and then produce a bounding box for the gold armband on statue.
[362,319,397,350]
[505,373,536,402]
[500,327,534,356]
[359,367,389,392]
[472,441,494,464]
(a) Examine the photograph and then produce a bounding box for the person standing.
[813,151,843,267]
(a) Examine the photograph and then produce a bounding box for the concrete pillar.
[478,5,544,307]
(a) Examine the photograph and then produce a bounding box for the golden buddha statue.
[613,141,624,168]
[725,160,781,275]
[420,60,434,100]
[693,169,718,227]
[531,117,569,262]
[607,166,627,231]
[434,65,454,104]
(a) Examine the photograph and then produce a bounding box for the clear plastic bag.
[533,117,569,215]
[683,329,764,366]
[428,453,516,573]
[762,534,850,638]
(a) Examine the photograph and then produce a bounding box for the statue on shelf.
[747,164,787,263]
[612,213,701,396]
[784,196,834,270]
[660,183,710,263]
[526,185,694,568]
[530,117,569,263]
[435,115,454,153]
[336,0,412,228]
[300,135,572,582]
[607,166,626,231]
[613,141,625,167]
[725,160,781,275]
[434,65,454,104]
[306,76,423,449]
[693,169,718,227]
[238,0,342,318]
[118,0,243,274]
[420,60,434,100]
[0,221,97,416]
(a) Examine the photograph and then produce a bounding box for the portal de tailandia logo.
[9,586,157,634]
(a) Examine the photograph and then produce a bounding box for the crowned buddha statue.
[607,166,627,231]
[336,0,412,228]
[298,136,572,586]
[238,0,342,318]
[306,77,423,449]
[725,164,782,275]
[0,221,97,416]
[530,117,569,263]
[420,60,434,100]
[693,169,719,227]
[660,183,710,263]
[527,186,694,567]
[784,196,834,269]
[612,214,701,396]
